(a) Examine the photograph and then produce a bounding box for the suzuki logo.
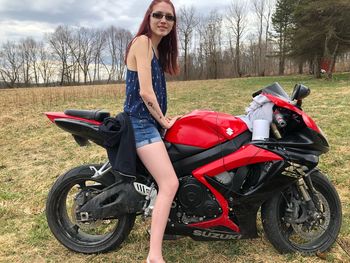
[193,230,241,240]
[226,128,234,136]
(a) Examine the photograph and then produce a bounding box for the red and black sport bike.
[45,83,342,254]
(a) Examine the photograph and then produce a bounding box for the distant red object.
[320,58,335,72]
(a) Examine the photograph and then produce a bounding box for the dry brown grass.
[1,74,350,262]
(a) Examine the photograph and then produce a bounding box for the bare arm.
[131,36,171,129]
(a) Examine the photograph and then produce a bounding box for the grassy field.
[0,73,349,263]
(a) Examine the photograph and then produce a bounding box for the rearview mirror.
[291,84,310,101]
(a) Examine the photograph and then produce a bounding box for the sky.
[0,0,245,44]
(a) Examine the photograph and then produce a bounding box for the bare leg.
[137,141,179,263]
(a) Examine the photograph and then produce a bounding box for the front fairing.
[262,93,329,154]
[263,93,321,134]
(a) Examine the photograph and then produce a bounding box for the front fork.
[296,171,324,221]
[298,171,322,209]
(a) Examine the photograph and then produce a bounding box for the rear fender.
[54,118,104,146]
[45,112,102,125]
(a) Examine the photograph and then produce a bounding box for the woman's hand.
[164,115,182,129]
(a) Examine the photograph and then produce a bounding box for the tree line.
[1,0,349,88]
[0,26,132,88]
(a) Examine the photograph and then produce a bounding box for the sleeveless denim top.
[123,49,167,126]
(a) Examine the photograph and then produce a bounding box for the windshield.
[262,82,290,100]
[253,82,290,101]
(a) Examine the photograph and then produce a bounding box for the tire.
[46,164,136,254]
[261,170,342,254]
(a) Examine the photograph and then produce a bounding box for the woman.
[123,1,179,262]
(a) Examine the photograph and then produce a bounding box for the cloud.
[0,20,55,42]
[0,0,151,43]
[0,0,246,44]
[0,0,103,24]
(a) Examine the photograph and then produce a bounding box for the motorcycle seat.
[64,109,110,122]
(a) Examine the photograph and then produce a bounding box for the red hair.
[125,0,179,75]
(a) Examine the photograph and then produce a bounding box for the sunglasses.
[151,12,176,22]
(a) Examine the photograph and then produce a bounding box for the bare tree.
[252,0,266,76]
[192,29,205,79]
[48,26,76,85]
[178,6,199,80]
[18,38,41,86]
[263,0,274,75]
[67,28,81,84]
[198,11,223,79]
[105,26,116,82]
[104,27,132,82]
[227,1,248,77]
[116,29,132,81]
[29,39,40,86]
[19,39,31,85]
[92,29,106,82]
[0,41,22,88]
[246,33,259,75]
[68,27,96,84]
[38,40,55,86]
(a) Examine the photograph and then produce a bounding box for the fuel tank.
[164,110,248,149]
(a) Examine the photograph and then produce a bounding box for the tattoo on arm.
[146,100,164,121]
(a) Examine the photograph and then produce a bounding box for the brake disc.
[291,193,330,240]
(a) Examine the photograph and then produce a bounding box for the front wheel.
[46,165,136,254]
[261,170,342,254]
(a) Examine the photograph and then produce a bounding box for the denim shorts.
[129,116,162,148]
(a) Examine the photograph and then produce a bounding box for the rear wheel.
[46,165,136,254]
[261,170,342,254]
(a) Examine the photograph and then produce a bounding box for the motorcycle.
[45,82,342,254]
